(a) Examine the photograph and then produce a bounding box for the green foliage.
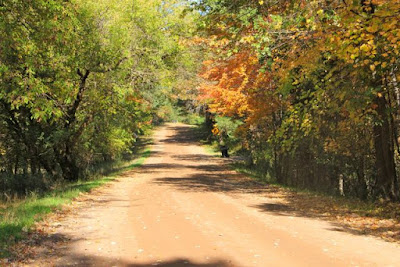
[183,113,205,126]
[0,0,200,188]
[214,116,242,141]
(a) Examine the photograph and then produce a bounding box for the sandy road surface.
[26,123,400,266]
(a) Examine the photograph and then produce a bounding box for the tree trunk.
[373,94,399,200]
[356,156,368,199]
[58,154,79,182]
[14,153,19,174]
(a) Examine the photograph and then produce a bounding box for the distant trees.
[196,0,400,200]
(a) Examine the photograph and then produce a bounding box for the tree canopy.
[0,0,200,188]
[195,0,400,201]
[1,0,400,202]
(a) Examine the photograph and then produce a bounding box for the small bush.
[182,113,205,125]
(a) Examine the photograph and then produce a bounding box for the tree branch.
[65,69,90,128]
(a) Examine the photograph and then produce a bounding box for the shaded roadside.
[183,123,400,244]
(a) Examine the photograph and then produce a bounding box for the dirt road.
[26,123,400,266]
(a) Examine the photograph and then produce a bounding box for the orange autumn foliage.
[199,50,278,122]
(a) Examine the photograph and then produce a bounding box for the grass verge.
[0,148,151,258]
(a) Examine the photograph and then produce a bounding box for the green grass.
[0,148,151,258]
[113,149,151,175]
[231,162,268,181]
[203,142,220,156]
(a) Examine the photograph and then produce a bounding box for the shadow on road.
[56,253,231,267]
[160,125,205,146]
[152,124,400,243]
[8,123,399,265]
[9,229,232,266]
